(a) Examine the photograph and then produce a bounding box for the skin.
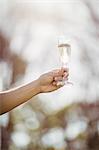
[0,68,69,115]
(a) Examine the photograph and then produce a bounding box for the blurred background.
[0,0,99,150]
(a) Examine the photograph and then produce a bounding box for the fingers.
[52,68,69,77]
[52,81,65,87]
[54,71,69,81]
[63,71,69,78]
[53,76,68,87]
[54,76,63,81]
[51,68,69,87]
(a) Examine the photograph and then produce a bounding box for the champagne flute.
[57,36,71,86]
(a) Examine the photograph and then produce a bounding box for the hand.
[37,68,69,93]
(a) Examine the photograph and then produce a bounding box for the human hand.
[37,68,69,93]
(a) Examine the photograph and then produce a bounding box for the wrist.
[34,79,42,94]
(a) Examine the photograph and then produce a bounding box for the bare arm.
[0,79,41,115]
[0,68,68,115]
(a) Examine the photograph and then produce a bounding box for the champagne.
[58,43,71,67]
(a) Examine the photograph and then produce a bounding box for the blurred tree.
[0,31,27,150]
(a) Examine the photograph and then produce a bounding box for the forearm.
[0,79,40,115]
[0,68,68,115]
